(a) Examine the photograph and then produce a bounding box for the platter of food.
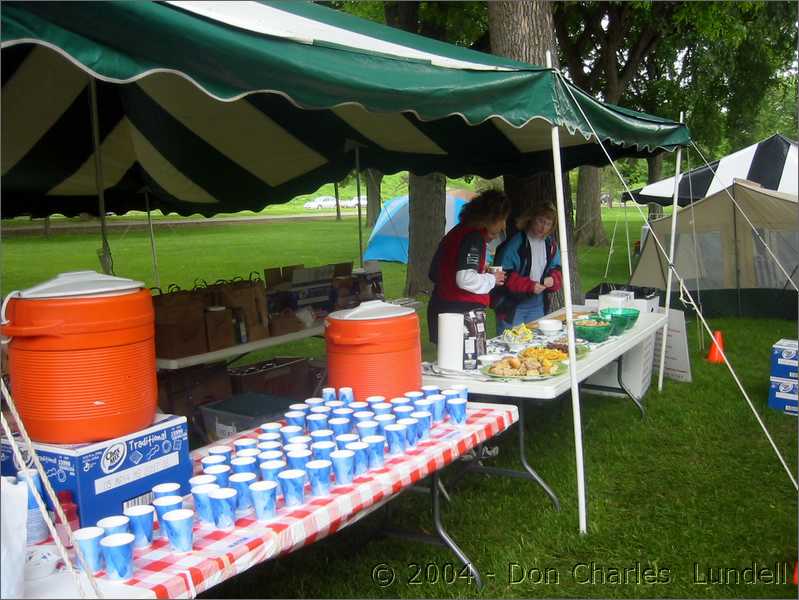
[480,352,568,380]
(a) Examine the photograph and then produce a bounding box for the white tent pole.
[89,77,114,275]
[623,197,632,276]
[602,216,619,281]
[354,145,364,267]
[144,190,161,288]
[547,51,588,534]
[657,112,684,392]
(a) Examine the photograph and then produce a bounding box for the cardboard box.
[205,307,236,351]
[771,339,798,380]
[768,377,798,415]
[269,311,305,336]
[0,414,192,528]
[157,363,233,420]
[228,357,315,398]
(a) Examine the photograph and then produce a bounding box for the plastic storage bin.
[199,393,296,442]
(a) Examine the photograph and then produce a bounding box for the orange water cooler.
[1,271,157,444]
[325,300,422,401]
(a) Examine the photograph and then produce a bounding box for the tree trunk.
[575,166,608,245]
[333,181,341,221]
[488,1,581,302]
[405,172,446,297]
[646,154,664,221]
[364,168,383,228]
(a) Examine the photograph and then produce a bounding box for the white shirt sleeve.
[455,269,496,294]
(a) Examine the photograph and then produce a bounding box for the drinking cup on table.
[403,391,424,403]
[100,533,135,580]
[259,459,287,482]
[250,480,279,521]
[374,414,396,435]
[324,400,345,410]
[288,435,313,446]
[284,411,306,429]
[334,433,359,450]
[228,472,256,512]
[304,397,325,408]
[207,445,234,462]
[73,527,105,573]
[311,441,336,462]
[189,474,216,488]
[330,449,354,485]
[236,448,261,460]
[96,515,130,536]
[153,495,183,523]
[427,394,446,422]
[306,413,328,432]
[152,482,181,499]
[337,387,355,404]
[230,456,258,476]
[348,402,369,412]
[397,418,419,448]
[162,509,194,553]
[362,435,386,469]
[203,464,231,488]
[390,396,412,408]
[256,434,282,447]
[421,385,440,397]
[332,407,354,421]
[280,425,303,444]
[447,397,468,425]
[257,441,282,453]
[352,410,375,424]
[258,450,283,463]
[232,438,258,453]
[356,420,379,439]
[384,424,407,455]
[286,449,312,472]
[321,387,337,403]
[310,429,335,444]
[365,396,385,407]
[278,470,306,506]
[451,384,469,400]
[328,418,351,437]
[191,483,220,525]
[393,405,414,419]
[441,389,460,407]
[372,402,393,416]
[306,460,333,496]
[259,422,283,434]
[412,398,434,413]
[18,468,43,510]
[411,411,432,440]
[123,505,155,548]
[209,487,238,531]
[289,403,310,414]
[345,441,369,476]
[283,443,309,454]
[200,455,226,470]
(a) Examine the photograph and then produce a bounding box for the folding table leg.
[580,355,645,418]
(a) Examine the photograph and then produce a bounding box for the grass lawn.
[1,209,795,598]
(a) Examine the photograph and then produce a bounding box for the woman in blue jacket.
[491,204,562,336]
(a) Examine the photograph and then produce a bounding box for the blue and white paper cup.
[162,509,194,553]
[352,410,375,423]
[100,533,135,580]
[374,413,396,435]
[311,440,337,461]
[18,468,43,509]
[289,403,310,414]
[280,425,303,444]
[362,435,386,469]
[249,480,279,521]
[123,506,155,548]
[397,418,419,447]
[404,390,424,402]
[258,450,283,463]
[153,495,183,523]
[209,487,238,530]
[372,402,393,416]
[278,469,306,506]
[338,387,355,404]
[332,407,354,422]
[365,395,385,407]
[284,411,306,429]
[356,420,379,439]
[257,440,283,452]
[283,443,309,454]
[390,397,412,409]
[203,464,231,487]
[427,394,447,422]
[229,472,257,512]
[421,384,440,397]
[259,422,283,434]
[309,405,332,416]
[233,438,258,453]
[207,445,234,462]
[324,400,345,410]
[230,456,258,476]
[288,434,313,446]
[200,454,227,470]
[451,384,469,400]
[259,459,287,482]
[411,411,432,440]
[237,448,262,460]
[304,397,325,408]
[334,433,359,450]
[306,459,332,496]
[330,449,354,485]
[384,424,407,455]
[310,429,335,444]
[74,527,105,573]
[345,441,369,476]
[393,405,414,419]
[191,483,220,525]
[97,515,130,536]
[412,397,434,413]
[441,389,460,405]
[189,474,217,488]
[446,397,467,425]
[286,449,312,471]
[306,413,328,432]
[349,401,369,412]
[321,387,337,403]
[328,417,351,437]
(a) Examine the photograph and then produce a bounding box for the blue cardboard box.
[0,414,192,528]
[770,339,798,380]
[768,377,798,416]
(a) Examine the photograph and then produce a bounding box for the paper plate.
[480,361,567,381]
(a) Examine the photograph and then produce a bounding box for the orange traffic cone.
[706,330,725,364]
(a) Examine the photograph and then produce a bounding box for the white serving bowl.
[477,354,503,367]
[538,319,563,335]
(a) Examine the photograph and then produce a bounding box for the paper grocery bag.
[217,279,270,342]
[152,288,209,358]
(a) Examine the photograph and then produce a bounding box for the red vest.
[434,224,489,306]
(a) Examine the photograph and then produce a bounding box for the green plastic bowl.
[573,317,613,343]
[598,308,640,334]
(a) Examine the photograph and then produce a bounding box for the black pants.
[426,293,484,345]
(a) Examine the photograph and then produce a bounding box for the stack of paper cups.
[437,313,464,370]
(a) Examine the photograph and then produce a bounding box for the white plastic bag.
[1,475,28,599]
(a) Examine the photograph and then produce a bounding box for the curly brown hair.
[515,202,557,234]
[458,189,510,229]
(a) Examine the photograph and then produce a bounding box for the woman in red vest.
[427,189,509,344]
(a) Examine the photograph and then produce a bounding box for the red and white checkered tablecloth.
[76,402,517,599]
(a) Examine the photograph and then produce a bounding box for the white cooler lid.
[328,300,414,321]
[19,271,144,299]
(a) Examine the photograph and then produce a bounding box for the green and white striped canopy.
[1,1,691,218]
